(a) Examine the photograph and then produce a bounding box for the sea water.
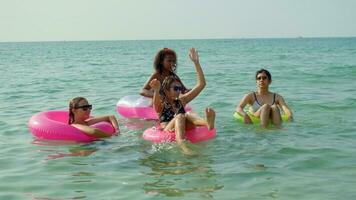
[0,38,355,199]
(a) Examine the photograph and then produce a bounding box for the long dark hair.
[68,97,87,124]
[153,48,177,74]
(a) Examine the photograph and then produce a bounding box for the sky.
[0,0,355,42]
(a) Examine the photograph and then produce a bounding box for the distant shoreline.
[1,36,355,44]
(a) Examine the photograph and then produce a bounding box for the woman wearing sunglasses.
[140,48,188,97]
[149,48,215,154]
[69,97,119,138]
[235,69,293,128]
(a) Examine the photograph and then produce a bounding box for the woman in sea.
[69,97,119,137]
[149,48,215,154]
[235,69,293,128]
[140,48,188,98]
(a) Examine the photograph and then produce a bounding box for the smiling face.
[161,76,183,100]
[162,55,176,72]
[154,48,178,74]
[71,99,92,122]
[167,81,183,99]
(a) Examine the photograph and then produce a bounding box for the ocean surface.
[0,38,355,199]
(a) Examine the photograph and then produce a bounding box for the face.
[256,72,271,88]
[72,99,92,120]
[162,55,176,72]
[166,81,183,99]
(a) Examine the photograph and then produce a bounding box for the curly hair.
[153,48,177,74]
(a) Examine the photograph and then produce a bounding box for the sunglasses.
[171,85,184,92]
[256,76,268,80]
[75,104,92,111]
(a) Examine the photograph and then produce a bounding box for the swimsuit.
[159,98,186,123]
[250,92,276,112]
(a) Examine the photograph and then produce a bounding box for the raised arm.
[276,94,293,121]
[149,78,163,114]
[180,48,206,104]
[235,93,253,124]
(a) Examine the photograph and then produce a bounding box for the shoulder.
[150,72,160,79]
[245,92,255,99]
[274,93,285,102]
[241,92,254,103]
[274,93,282,98]
[144,73,159,87]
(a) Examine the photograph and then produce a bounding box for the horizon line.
[1,35,355,44]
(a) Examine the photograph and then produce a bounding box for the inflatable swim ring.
[143,125,216,143]
[116,95,192,120]
[233,112,288,124]
[28,110,117,142]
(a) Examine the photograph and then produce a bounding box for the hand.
[244,114,253,124]
[149,79,161,91]
[189,48,199,64]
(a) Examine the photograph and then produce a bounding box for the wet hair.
[255,69,272,81]
[153,48,177,74]
[68,97,87,124]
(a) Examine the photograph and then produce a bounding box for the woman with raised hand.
[150,48,215,154]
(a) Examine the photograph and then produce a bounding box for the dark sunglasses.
[75,104,92,111]
[171,85,183,92]
[256,76,268,80]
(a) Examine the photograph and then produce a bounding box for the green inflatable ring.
[233,112,288,124]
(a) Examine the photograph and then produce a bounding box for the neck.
[162,70,171,76]
[166,97,174,104]
[166,96,178,104]
[257,87,269,95]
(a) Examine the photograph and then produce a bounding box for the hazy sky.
[0,0,355,42]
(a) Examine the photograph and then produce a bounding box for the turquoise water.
[1,38,356,199]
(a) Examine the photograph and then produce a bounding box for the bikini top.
[250,92,276,112]
[159,98,186,123]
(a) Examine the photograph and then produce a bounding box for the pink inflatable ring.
[28,110,117,142]
[143,125,216,143]
[116,95,192,120]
